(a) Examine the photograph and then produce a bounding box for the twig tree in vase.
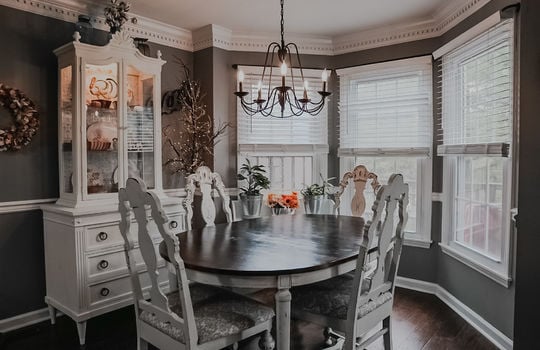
[163,61,229,177]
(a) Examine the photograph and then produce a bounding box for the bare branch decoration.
[163,60,230,175]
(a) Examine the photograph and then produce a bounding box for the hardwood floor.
[0,288,498,350]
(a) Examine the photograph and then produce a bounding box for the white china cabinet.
[41,32,185,345]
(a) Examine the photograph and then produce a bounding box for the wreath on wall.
[0,83,39,151]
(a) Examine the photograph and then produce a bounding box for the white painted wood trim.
[433,12,501,59]
[0,0,494,55]
[337,147,431,157]
[403,237,432,249]
[163,187,239,198]
[437,143,510,157]
[0,307,62,333]
[1,275,510,350]
[439,243,512,287]
[0,198,57,214]
[431,192,444,202]
[395,276,513,350]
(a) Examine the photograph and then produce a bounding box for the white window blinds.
[237,66,328,146]
[337,56,433,156]
[438,19,514,157]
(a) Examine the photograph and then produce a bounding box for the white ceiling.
[110,0,451,38]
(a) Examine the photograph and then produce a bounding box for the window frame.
[439,18,516,287]
[337,56,434,247]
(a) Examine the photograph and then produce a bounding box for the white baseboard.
[0,307,61,333]
[1,278,513,350]
[396,276,513,350]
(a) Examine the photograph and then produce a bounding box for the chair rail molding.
[396,276,513,350]
[1,0,491,54]
[0,198,57,214]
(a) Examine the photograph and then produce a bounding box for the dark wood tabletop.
[159,214,365,276]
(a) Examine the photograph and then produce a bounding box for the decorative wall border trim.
[0,0,193,51]
[0,0,492,55]
[0,198,57,214]
[396,276,513,350]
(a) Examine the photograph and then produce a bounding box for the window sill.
[403,237,432,249]
[439,243,511,287]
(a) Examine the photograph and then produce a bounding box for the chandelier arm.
[286,42,306,83]
[286,49,298,94]
[262,42,281,83]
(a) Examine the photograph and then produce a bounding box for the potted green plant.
[301,174,335,214]
[237,159,271,218]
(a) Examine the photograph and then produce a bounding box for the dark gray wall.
[513,0,540,347]
[0,5,192,319]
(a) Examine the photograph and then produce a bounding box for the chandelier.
[234,0,331,118]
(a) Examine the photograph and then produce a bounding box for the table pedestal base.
[275,288,291,350]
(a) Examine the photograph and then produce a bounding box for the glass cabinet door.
[126,65,155,189]
[85,62,119,195]
[60,65,73,193]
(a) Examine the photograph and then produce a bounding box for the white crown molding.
[193,24,334,55]
[0,0,193,51]
[1,0,493,55]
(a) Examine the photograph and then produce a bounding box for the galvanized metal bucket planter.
[239,193,263,218]
[303,195,326,214]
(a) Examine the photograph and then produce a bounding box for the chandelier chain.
[280,0,285,46]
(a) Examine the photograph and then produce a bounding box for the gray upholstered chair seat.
[292,274,392,320]
[140,283,275,344]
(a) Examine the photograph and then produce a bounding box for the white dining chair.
[292,174,409,350]
[184,166,233,230]
[118,178,275,350]
[333,164,381,217]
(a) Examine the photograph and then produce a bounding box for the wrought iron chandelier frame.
[234,0,331,118]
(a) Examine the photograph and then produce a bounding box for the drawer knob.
[100,288,110,297]
[97,231,108,241]
[98,260,109,270]
[170,220,178,229]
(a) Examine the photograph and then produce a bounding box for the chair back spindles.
[119,178,198,348]
[184,166,233,230]
[334,165,380,217]
[344,174,408,349]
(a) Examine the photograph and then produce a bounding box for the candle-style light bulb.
[280,61,288,76]
[303,80,309,100]
[237,69,245,92]
[257,80,262,100]
[280,61,287,88]
[321,68,328,92]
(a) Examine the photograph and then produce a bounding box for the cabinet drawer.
[89,267,168,307]
[87,244,165,282]
[85,215,184,252]
[86,224,124,251]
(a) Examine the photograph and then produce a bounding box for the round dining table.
[159,214,365,350]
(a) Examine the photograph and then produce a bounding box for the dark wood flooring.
[0,288,498,350]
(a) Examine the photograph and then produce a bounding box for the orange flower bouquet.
[267,192,299,215]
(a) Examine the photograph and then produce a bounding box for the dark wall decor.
[163,62,230,176]
[0,83,39,151]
